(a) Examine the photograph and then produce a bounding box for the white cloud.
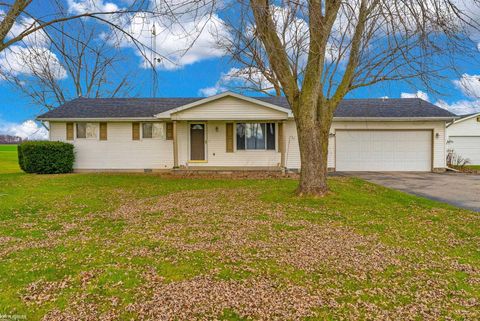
[0,12,66,80]
[199,67,276,96]
[400,90,430,101]
[436,99,480,115]
[67,0,119,14]
[199,85,226,97]
[6,16,50,47]
[453,74,480,98]
[116,12,228,70]
[70,0,229,70]
[0,45,67,80]
[0,120,48,140]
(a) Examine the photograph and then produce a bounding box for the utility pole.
[151,22,158,98]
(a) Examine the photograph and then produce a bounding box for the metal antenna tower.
[151,22,158,98]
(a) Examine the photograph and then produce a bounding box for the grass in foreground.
[0,150,478,320]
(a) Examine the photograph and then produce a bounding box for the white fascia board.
[333,117,457,122]
[37,117,158,122]
[446,112,480,127]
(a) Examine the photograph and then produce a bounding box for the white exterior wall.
[47,98,447,171]
[446,116,480,164]
[49,122,173,170]
[285,120,446,170]
[447,116,480,136]
[177,121,281,167]
[171,96,288,120]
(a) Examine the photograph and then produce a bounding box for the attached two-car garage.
[335,130,432,171]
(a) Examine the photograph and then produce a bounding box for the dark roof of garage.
[37,95,456,119]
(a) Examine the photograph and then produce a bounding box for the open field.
[0,148,478,320]
[0,144,19,174]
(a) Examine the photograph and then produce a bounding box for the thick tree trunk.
[295,101,333,197]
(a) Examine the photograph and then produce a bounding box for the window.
[236,123,275,150]
[142,122,164,139]
[76,123,97,139]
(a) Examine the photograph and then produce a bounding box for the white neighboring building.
[37,92,456,172]
[446,113,480,165]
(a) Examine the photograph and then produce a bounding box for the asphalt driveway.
[349,172,480,212]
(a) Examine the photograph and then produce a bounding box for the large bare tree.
[0,18,136,110]
[0,0,220,106]
[0,0,158,54]
[224,0,480,195]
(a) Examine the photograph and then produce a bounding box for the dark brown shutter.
[132,122,140,140]
[99,122,107,141]
[166,122,173,140]
[66,122,74,140]
[278,122,284,153]
[226,123,234,153]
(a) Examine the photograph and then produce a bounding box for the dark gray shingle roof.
[38,96,456,119]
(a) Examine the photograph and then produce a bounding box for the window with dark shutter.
[277,122,284,153]
[226,123,234,152]
[99,123,107,140]
[132,122,140,140]
[66,122,74,140]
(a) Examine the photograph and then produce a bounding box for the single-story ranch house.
[38,92,456,172]
[446,112,480,165]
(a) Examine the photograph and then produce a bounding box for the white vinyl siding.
[447,136,480,165]
[171,96,288,120]
[176,121,281,167]
[335,130,432,171]
[285,120,446,170]
[447,116,480,136]
[47,102,447,171]
[446,116,480,165]
[50,122,173,170]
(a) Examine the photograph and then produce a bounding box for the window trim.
[235,122,277,152]
[75,122,98,140]
[141,122,164,140]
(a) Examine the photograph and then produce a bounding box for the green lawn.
[0,144,20,174]
[466,165,480,171]
[0,148,479,320]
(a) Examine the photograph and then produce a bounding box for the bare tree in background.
[0,0,221,106]
[0,0,219,67]
[0,19,136,110]
[222,0,480,195]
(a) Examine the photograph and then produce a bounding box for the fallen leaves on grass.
[10,184,480,320]
[22,276,73,305]
[127,275,326,321]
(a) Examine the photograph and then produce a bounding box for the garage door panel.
[336,130,432,171]
[448,136,480,165]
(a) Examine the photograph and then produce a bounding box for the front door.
[190,123,206,161]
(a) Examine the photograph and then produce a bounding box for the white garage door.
[448,136,480,165]
[336,130,432,171]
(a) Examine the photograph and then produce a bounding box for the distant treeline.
[0,135,23,144]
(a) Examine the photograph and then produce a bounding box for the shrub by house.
[18,141,74,174]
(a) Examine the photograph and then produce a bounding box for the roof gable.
[155,92,292,118]
[447,112,480,127]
